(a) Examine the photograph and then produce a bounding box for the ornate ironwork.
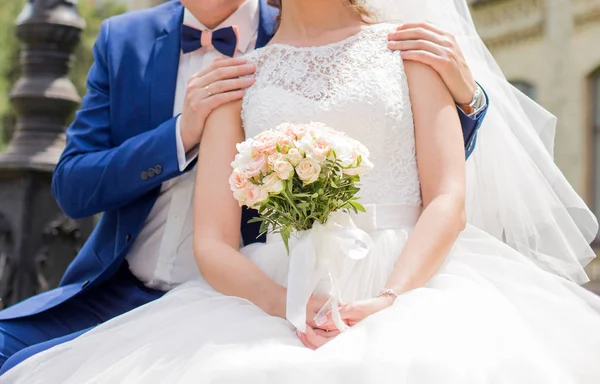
[0,0,94,307]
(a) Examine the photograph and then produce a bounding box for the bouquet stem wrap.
[286,211,374,333]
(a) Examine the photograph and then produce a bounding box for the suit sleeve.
[457,87,489,159]
[51,20,196,219]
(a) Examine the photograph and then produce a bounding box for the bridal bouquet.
[230,122,374,332]
[229,122,374,251]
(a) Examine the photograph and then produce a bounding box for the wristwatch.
[457,86,485,116]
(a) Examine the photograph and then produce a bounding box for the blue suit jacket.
[0,0,486,320]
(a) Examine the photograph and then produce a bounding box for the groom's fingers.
[389,39,448,58]
[190,60,257,90]
[204,89,247,110]
[191,57,248,80]
[396,50,446,72]
[388,28,453,52]
[206,76,256,97]
[397,22,451,38]
[201,64,257,88]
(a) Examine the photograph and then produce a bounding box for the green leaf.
[281,226,292,255]
[349,200,367,213]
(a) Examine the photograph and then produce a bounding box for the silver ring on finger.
[205,85,213,97]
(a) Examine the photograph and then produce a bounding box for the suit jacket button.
[141,171,149,181]
[147,168,155,178]
[154,165,162,175]
[125,234,131,242]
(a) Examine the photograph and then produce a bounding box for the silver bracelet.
[377,288,398,299]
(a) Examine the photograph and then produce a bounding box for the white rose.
[353,140,371,158]
[272,159,295,180]
[286,148,303,166]
[296,157,322,185]
[232,189,247,207]
[231,139,254,169]
[332,141,357,168]
[342,154,374,176]
[296,134,315,157]
[262,173,284,194]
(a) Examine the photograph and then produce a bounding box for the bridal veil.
[368,0,598,283]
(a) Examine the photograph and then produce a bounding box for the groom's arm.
[52,21,251,219]
[456,85,488,158]
[388,22,489,158]
[51,22,182,219]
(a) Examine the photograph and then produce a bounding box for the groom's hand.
[180,57,257,152]
[387,22,477,105]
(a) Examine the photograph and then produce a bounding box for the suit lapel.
[145,1,275,247]
[256,0,278,48]
[149,3,184,131]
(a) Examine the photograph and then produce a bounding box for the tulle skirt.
[3,212,600,383]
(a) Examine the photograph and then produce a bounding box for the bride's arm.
[193,101,286,317]
[384,61,466,295]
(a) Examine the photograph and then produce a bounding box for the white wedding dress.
[3,24,600,384]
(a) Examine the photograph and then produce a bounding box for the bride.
[4,0,600,383]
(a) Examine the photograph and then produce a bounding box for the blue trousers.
[0,263,164,375]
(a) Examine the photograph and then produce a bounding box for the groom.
[0,0,488,373]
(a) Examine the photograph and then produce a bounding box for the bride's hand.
[305,295,335,329]
[320,296,395,329]
[295,295,343,350]
[296,325,340,350]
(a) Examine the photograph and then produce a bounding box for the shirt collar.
[183,0,260,54]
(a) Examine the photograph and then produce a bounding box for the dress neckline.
[263,23,385,52]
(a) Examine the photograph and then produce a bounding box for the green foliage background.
[0,0,127,152]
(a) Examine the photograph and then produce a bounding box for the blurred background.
[0,0,598,304]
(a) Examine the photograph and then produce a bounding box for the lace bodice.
[242,24,421,206]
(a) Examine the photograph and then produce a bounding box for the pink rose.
[252,131,279,155]
[229,168,248,192]
[245,152,268,179]
[268,152,285,167]
[311,138,333,161]
[245,183,269,209]
[291,124,309,140]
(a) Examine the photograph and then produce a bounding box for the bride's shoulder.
[367,22,399,31]
[364,22,400,36]
[240,46,278,70]
[357,23,401,53]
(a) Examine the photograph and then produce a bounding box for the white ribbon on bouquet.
[285,211,374,333]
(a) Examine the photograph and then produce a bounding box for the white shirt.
[127,1,260,291]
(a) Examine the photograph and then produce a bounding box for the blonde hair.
[267,0,374,25]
